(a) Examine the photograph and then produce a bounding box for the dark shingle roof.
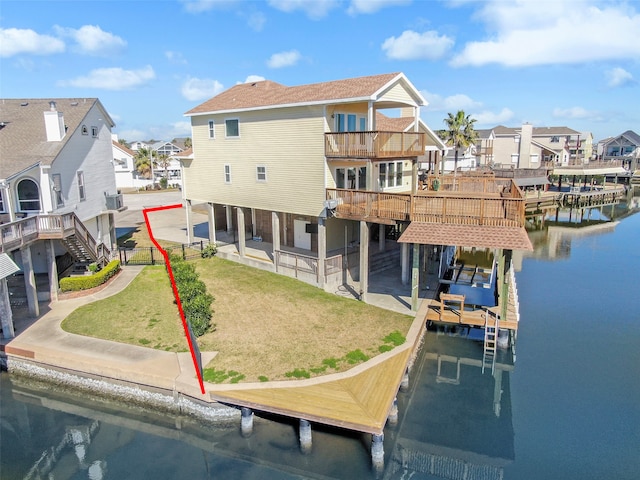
[0,98,110,179]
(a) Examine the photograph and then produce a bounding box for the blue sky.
[1,0,639,143]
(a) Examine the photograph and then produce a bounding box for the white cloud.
[53,25,126,56]
[0,28,65,57]
[243,75,266,83]
[182,0,241,13]
[267,0,340,19]
[471,108,515,126]
[552,106,602,121]
[247,11,267,31]
[451,1,640,67]
[382,30,454,60]
[181,77,224,101]
[58,66,155,90]
[165,51,188,64]
[266,50,301,68]
[347,0,411,15]
[605,67,635,88]
[117,128,147,142]
[422,90,482,111]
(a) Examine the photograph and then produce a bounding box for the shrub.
[159,177,168,189]
[60,260,121,292]
[169,256,214,337]
[201,243,217,258]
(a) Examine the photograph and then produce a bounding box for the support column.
[251,208,257,238]
[225,204,233,233]
[411,243,420,311]
[378,224,385,252]
[401,242,410,285]
[45,240,58,303]
[400,369,409,392]
[387,398,399,427]
[240,407,253,437]
[272,212,281,272]
[207,203,217,244]
[299,419,312,454]
[237,208,246,258]
[185,199,193,244]
[0,279,15,338]
[21,245,39,318]
[317,218,326,288]
[371,434,384,473]
[359,221,369,302]
[501,249,513,321]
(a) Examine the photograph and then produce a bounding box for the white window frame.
[208,120,215,139]
[256,165,267,182]
[379,161,403,189]
[334,112,366,132]
[0,190,5,213]
[91,126,98,138]
[531,154,539,163]
[52,173,64,208]
[335,166,366,190]
[511,154,519,163]
[77,171,86,201]
[16,178,41,212]
[224,164,231,184]
[225,118,240,138]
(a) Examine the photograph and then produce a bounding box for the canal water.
[2,200,639,479]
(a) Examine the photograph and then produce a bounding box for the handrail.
[325,131,425,158]
[0,213,106,261]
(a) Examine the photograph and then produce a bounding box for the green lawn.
[62,257,413,383]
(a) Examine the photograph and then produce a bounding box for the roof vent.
[49,101,57,111]
[20,102,28,107]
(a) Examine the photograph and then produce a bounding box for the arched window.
[17,178,41,211]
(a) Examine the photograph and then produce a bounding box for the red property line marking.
[143,203,206,395]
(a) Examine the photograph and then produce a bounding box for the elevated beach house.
[0,98,123,331]
[182,72,531,314]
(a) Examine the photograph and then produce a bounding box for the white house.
[0,98,124,324]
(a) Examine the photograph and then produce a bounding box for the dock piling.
[371,433,384,473]
[299,419,312,454]
[240,407,253,437]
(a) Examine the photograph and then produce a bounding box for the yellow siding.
[378,83,418,106]
[187,106,327,217]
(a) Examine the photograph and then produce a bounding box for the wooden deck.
[207,302,429,435]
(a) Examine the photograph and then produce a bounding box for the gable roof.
[492,125,580,137]
[185,72,424,116]
[0,98,114,179]
[112,140,135,157]
[604,129,640,146]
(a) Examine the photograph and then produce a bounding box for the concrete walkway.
[3,266,209,400]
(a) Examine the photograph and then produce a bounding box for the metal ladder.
[483,309,499,374]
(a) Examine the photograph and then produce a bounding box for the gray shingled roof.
[185,72,406,115]
[0,253,20,280]
[0,98,111,179]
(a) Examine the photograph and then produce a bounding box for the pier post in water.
[400,368,409,392]
[387,397,399,426]
[299,419,312,454]
[371,433,384,473]
[240,407,253,437]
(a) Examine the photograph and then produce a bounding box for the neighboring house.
[0,98,123,324]
[474,128,496,168]
[149,140,183,157]
[182,72,530,309]
[112,135,150,190]
[129,140,151,152]
[598,130,640,170]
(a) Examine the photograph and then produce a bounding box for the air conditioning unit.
[324,199,338,210]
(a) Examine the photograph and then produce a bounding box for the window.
[208,120,215,139]
[379,161,403,188]
[224,164,231,184]
[225,119,239,138]
[531,154,539,163]
[52,173,64,207]
[256,165,267,182]
[336,167,366,189]
[511,154,519,163]
[91,126,98,137]
[77,171,86,201]
[81,125,88,135]
[335,113,366,132]
[17,178,41,211]
[0,190,4,213]
[551,136,559,143]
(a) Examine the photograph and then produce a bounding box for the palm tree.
[184,137,192,149]
[155,153,172,181]
[134,147,156,180]
[440,111,479,176]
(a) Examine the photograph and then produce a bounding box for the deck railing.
[0,212,110,262]
[327,178,525,227]
[325,131,425,159]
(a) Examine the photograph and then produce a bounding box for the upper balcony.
[325,131,425,159]
[326,175,526,228]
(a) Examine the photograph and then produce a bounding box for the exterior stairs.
[62,234,97,263]
[370,244,401,274]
